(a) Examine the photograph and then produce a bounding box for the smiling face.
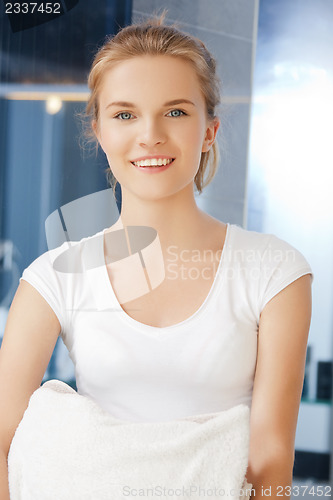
[94,55,219,202]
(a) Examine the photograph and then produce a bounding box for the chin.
[124,179,190,201]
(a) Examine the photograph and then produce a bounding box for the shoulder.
[20,229,105,309]
[229,224,278,252]
[227,224,313,318]
[20,229,106,340]
[24,228,105,276]
[228,224,311,268]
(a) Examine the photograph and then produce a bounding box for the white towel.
[8,380,252,500]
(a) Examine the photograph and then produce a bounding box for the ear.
[202,117,220,153]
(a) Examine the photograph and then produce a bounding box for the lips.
[131,158,175,174]
[131,158,175,168]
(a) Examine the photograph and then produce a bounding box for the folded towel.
[8,380,252,500]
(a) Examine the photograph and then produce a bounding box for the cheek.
[181,120,206,146]
[98,120,129,152]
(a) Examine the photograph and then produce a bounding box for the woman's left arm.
[246,274,312,499]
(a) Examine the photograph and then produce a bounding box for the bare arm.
[0,280,61,498]
[246,274,312,499]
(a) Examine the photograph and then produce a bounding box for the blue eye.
[167,109,186,117]
[114,112,133,120]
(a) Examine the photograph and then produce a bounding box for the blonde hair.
[86,13,221,195]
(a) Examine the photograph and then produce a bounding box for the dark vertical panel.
[0,100,45,302]
[4,100,45,267]
[0,98,8,238]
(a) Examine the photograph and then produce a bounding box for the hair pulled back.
[86,13,221,194]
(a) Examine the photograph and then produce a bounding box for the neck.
[116,184,210,251]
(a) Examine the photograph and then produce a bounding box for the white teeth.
[132,158,174,167]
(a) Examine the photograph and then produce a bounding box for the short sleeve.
[20,245,68,336]
[258,234,313,314]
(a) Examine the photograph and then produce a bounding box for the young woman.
[0,15,312,499]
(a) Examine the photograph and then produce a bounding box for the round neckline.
[99,223,232,333]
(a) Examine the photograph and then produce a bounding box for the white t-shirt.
[20,224,313,422]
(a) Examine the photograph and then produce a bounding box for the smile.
[131,158,175,167]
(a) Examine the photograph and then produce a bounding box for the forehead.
[98,55,205,108]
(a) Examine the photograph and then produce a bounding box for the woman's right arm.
[0,279,61,499]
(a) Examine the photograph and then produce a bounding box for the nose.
[137,117,167,148]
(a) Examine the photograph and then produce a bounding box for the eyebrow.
[105,99,196,110]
